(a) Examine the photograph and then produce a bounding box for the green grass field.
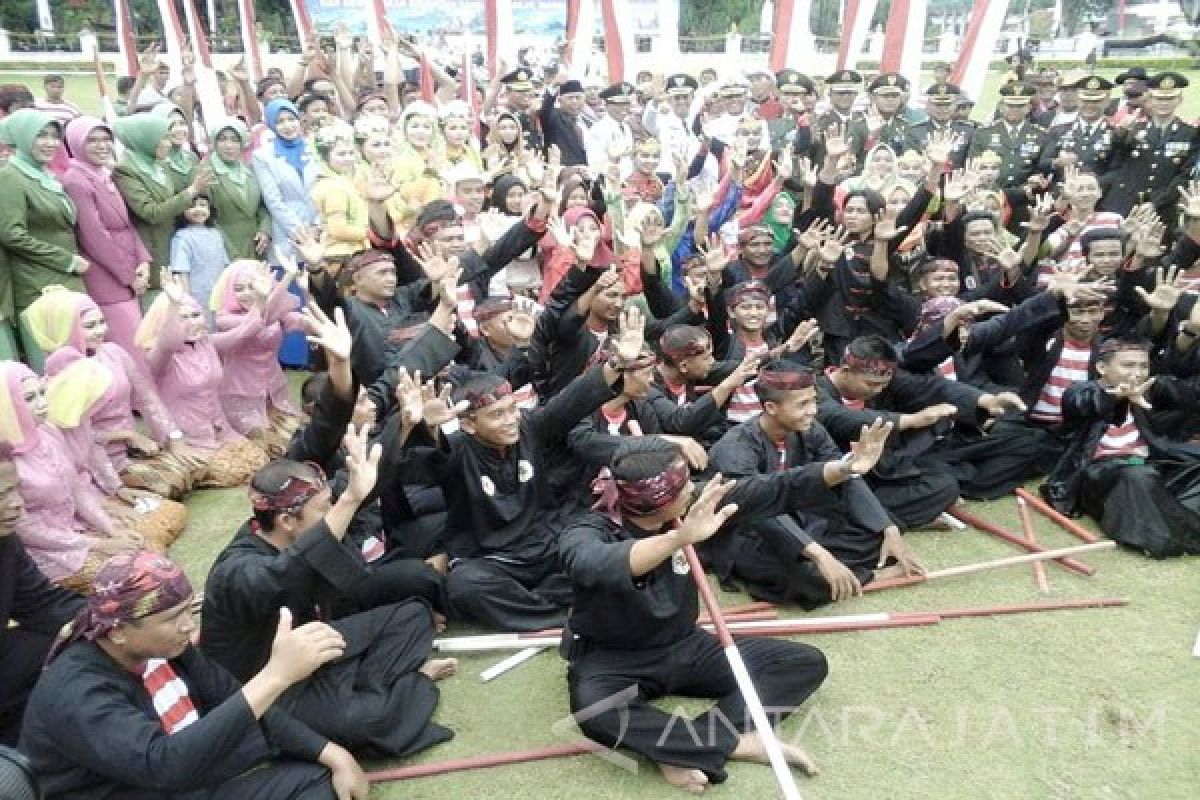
[4,67,1199,799]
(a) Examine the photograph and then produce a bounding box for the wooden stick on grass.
[1016,496,1051,593]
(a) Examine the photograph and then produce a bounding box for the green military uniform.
[814,70,868,165]
[206,119,271,261]
[767,69,816,154]
[865,72,912,156]
[906,83,973,168]
[1039,75,1119,180]
[967,83,1048,188]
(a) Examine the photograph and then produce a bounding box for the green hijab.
[115,113,172,189]
[152,102,197,177]
[208,118,250,186]
[5,109,67,194]
[765,191,797,252]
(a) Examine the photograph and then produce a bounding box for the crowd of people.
[1,30,1200,798]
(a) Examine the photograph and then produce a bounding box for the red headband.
[249,463,327,515]
[757,368,815,391]
[843,352,897,376]
[616,459,691,515]
[465,380,513,412]
[474,299,514,323]
[418,216,462,239]
[661,332,711,362]
[1097,339,1149,356]
[919,258,959,277]
[731,282,770,306]
[739,225,772,244]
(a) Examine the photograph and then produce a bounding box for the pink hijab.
[64,116,118,189]
[0,361,43,455]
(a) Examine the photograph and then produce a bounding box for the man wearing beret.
[1102,72,1198,225]
[967,83,1049,189]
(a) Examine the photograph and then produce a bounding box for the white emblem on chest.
[671,549,691,575]
[517,459,534,483]
[480,475,496,496]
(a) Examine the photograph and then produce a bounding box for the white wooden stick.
[926,541,1115,580]
[480,646,547,682]
[1193,628,1200,659]
[938,511,967,530]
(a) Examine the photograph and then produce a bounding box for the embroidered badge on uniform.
[671,549,691,575]
[517,459,534,483]
[481,475,496,496]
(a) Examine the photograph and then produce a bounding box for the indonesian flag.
[461,51,481,139]
[485,0,515,80]
[768,0,815,72]
[951,0,1011,102]
[599,0,634,83]
[835,0,879,71]
[237,0,265,81]
[564,0,583,68]
[289,0,316,44]
[879,0,927,88]
[113,0,138,77]
[366,0,390,46]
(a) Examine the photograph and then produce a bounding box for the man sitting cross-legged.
[558,425,896,793]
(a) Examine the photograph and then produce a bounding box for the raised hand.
[290,226,327,268]
[780,318,819,354]
[925,130,960,166]
[138,43,160,75]
[414,241,454,281]
[393,368,425,428]
[1134,220,1167,259]
[673,474,739,545]
[873,210,908,243]
[823,123,849,161]
[818,226,851,263]
[796,218,832,252]
[303,305,352,362]
[160,268,185,305]
[1134,265,1184,312]
[845,418,893,475]
[1179,180,1200,218]
[613,306,646,363]
[1026,193,1055,233]
[422,381,467,429]
[700,233,730,273]
[342,422,382,501]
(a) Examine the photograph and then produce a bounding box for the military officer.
[643,73,701,175]
[865,72,912,155]
[814,69,868,165]
[1039,75,1118,180]
[907,82,973,167]
[1102,72,1198,222]
[767,69,816,154]
[586,82,637,176]
[967,83,1048,189]
[500,67,544,150]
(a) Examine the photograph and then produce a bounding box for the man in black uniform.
[539,76,589,167]
[865,72,912,155]
[968,82,1048,189]
[558,427,892,793]
[1102,72,1198,223]
[906,82,973,168]
[1039,75,1117,181]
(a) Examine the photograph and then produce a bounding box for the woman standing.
[61,116,152,371]
[205,118,271,261]
[251,98,319,264]
[0,109,87,370]
[113,113,215,298]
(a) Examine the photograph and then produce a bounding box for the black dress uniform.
[500,68,543,151]
[1101,73,1199,220]
[866,73,912,155]
[767,69,816,154]
[813,70,868,164]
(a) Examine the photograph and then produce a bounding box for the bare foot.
[659,763,709,794]
[871,563,909,582]
[433,612,448,633]
[731,731,820,776]
[419,658,458,681]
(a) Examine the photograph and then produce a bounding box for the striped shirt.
[1092,410,1149,461]
[142,658,199,734]
[1030,340,1092,423]
[726,340,769,422]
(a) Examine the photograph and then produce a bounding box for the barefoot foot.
[419,658,458,681]
[659,763,709,794]
[731,731,820,776]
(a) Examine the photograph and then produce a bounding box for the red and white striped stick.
[1016,496,1050,592]
[950,0,1011,102]
[237,0,265,82]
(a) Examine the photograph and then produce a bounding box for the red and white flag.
[289,0,317,44]
[237,0,265,81]
[768,0,815,72]
[366,0,390,46]
[154,0,187,73]
[598,0,634,83]
[951,0,1011,102]
[180,0,213,69]
[835,0,879,71]
[113,0,138,77]
[461,51,481,139]
[564,0,583,68]
[879,0,927,88]
[484,0,515,79]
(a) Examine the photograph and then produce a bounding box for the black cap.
[775,69,815,94]
[998,82,1037,101]
[665,73,698,95]
[868,72,910,93]
[1115,67,1149,85]
[1146,71,1189,96]
[560,79,585,95]
[827,69,863,89]
[1070,74,1114,99]
[599,82,636,102]
[501,68,534,91]
[925,82,963,103]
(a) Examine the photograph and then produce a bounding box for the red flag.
[181,0,213,69]
[485,0,499,79]
[113,0,138,77]
[238,0,265,81]
[835,0,878,71]
[289,0,316,44]
[599,0,626,83]
[879,0,925,87]
[420,54,435,103]
[461,51,480,140]
[564,0,582,66]
[769,0,795,72]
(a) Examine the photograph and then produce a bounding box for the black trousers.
[936,419,1052,500]
[213,762,334,800]
[733,521,881,609]
[280,601,453,758]
[867,458,960,529]
[0,628,54,746]
[568,628,828,782]
[1080,461,1200,558]
[354,551,448,613]
[446,555,573,631]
